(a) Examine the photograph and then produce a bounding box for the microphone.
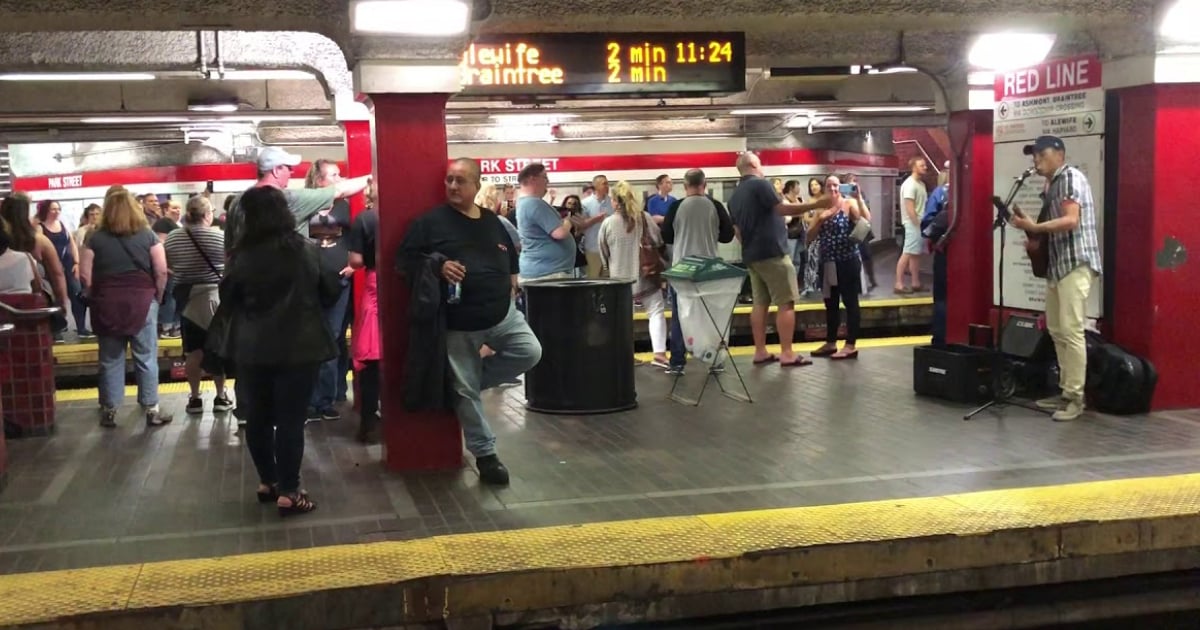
[1018,167,1037,180]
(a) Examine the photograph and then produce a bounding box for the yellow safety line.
[631,295,932,321]
[2,472,1200,626]
[53,338,929,403]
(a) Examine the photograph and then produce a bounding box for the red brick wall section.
[0,293,56,437]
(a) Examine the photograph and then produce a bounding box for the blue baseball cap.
[1023,135,1066,155]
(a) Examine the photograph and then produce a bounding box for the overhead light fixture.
[967,70,995,86]
[967,33,1055,71]
[851,64,919,75]
[217,69,315,81]
[846,105,933,112]
[968,89,996,110]
[188,101,240,113]
[445,114,462,120]
[80,116,190,124]
[350,0,470,36]
[1162,0,1200,41]
[487,125,558,143]
[729,108,814,116]
[0,72,156,82]
[491,113,579,125]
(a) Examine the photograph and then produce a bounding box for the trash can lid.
[522,277,636,289]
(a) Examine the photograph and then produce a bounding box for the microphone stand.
[964,169,1046,420]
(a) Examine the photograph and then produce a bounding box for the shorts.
[181,317,208,354]
[747,255,801,307]
[903,222,927,255]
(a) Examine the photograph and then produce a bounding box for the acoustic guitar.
[1012,200,1050,279]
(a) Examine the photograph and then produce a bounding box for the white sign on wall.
[992,54,1105,317]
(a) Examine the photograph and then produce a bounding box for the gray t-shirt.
[224,185,338,254]
[670,196,722,266]
[900,176,928,228]
[728,175,786,264]
[87,228,158,280]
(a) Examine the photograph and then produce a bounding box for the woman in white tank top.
[0,228,38,294]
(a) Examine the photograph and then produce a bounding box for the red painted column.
[1108,83,1200,409]
[370,93,463,471]
[944,110,995,345]
[342,119,373,413]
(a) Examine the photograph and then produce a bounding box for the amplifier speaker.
[1000,314,1053,361]
[913,344,997,404]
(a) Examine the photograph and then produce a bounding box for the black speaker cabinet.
[913,344,997,404]
[1000,314,1053,361]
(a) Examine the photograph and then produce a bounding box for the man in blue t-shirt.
[514,162,576,283]
[645,173,676,225]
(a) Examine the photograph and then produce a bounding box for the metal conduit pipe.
[893,139,942,175]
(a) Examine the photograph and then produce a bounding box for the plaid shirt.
[1044,164,1102,282]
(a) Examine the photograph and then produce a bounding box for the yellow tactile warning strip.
[631,294,932,320]
[5,473,1200,627]
[53,336,931,403]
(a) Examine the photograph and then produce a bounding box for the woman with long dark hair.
[559,194,588,277]
[0,194,69,326]
[800,178,824,296]
[35,199,89,340]
[209,186,340,516]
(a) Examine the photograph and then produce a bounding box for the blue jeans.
[445,303,542,457]
[668,286,687,370]
[98,300,160,410]
[159,275,179,330]
[310,281,352,412]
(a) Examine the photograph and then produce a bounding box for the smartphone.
[839,183,859,196]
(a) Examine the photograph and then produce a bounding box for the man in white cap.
[223,147,371,426]
[224,147,371,255]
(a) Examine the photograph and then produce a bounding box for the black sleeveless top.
[40,223,73,267]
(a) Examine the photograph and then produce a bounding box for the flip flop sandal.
[780,357,813,367]
[831,350,859,360]
[811,347,837,358]
[752,354,779,365]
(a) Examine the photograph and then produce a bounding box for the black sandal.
[257,485,307,504]
[277,492,317,517]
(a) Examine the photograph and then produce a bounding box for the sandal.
[780,357,813,367]
[831,350,859,360]
[752,354,778,365]
[811,345,837,358]
[278,492,317,517]
[257,485,307,504]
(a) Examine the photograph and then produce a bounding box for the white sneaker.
[1036,395,1066,411]
[1052,399,1085,422]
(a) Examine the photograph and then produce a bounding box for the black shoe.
[212,394,234,413]
[305,408,323,423]
[186,396,204,415]
[476,454,510,486]
[321,409,341,421]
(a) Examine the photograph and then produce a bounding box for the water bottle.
[447,282,462,304]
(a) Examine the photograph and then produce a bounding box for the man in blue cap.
[1009,135,1102,422]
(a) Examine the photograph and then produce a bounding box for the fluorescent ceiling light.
[0,72,156,82]
[968,33,1055,71]
[445,114,462,120]
[351,0,470,36]
[968,89,995,110]
[967,70,995,86]
[217,69,315,80]
[80,116,190,124]
[846,105,932,112]
[188,103,240,113]
[491,113,579,125]
[729,108,815,116]
[1162,0,1200,41]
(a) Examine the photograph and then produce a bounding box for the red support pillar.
[1108,83,1200,409]
[945,110,995,345]
[370,93,463,471]
[343,119,372,413]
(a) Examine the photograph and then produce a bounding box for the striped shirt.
[1045,164,1102,282]
[164,226,225,283]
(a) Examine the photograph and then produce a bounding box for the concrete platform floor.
[3,341,1199,576]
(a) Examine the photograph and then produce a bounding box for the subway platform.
[3,341,1200,628]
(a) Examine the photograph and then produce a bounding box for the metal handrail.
[0,323,14,335]
[0,300,61,319]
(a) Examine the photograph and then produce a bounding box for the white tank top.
[0,250,36,294]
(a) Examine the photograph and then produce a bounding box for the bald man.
[398,158,542,486]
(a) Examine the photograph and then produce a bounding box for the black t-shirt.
[400,204,519,332]
[308,199,352,272]
[346,208,378,271]
[152,217,180,236]
[728,175,787,264]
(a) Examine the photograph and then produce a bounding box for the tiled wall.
[0,293,56,437]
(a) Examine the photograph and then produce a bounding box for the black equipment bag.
[1084,332,1158,415]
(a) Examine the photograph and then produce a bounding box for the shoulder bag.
[638,213,667,278]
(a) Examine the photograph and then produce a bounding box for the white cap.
[256,146,302,172]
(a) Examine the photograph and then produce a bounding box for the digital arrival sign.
[459,32,746,97]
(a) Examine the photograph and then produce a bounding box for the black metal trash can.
[522,278,637,414]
